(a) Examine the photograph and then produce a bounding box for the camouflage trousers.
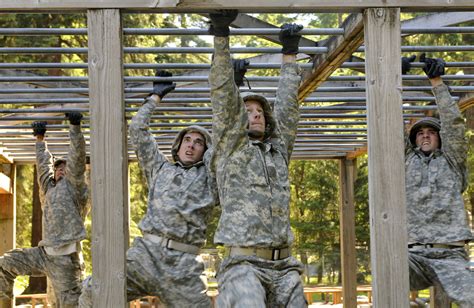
[79,236,210,308]
[409,247,474,307]
[216,255,307,308]
[0,246,83,308]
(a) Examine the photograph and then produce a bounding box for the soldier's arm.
[129,95,167,184]
[35,137,54,194]
[432,77,468,185]
[209,36,247,173]
[273,54,301,158]
[65,124,88,205]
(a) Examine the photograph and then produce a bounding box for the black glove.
[401,54,416,75]
[279,23,303,55]
[65,112,83,125]
[32,121,47,136]
[208,10,238,37]
[232,59,249,87]
[419,53,445,79]
[152,70,176,99]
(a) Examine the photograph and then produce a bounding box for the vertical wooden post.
[87,9,129,308]
[339,158,357,308]
[430,286,451,308]
[364,8,409,308]
[0,164,16,308]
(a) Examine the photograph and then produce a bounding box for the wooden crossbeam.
[0,1,474,11]
[298,13,364,101]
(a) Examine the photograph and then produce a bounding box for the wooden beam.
[364,8,409,308]
[0,1,474,11]
[298,13,364,101]
[339,158,357,308]
[460,94,474,112]
[346,146,367,160]
[88,9,128,308]
[0,149,13,164]
[0,164,15,308]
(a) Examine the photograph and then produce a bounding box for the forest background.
[1,11,473,292]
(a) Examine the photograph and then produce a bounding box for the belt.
[408,241,466,249]
[143,233,200,255]
[226,246,291,261]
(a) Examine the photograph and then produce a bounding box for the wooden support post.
[0,164,16,308]
[339,158,357,308]
[364,8,409,308]
[88,9,129,308]
[430,286,452,308]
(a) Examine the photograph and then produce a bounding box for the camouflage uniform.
[79,97,216,308]
[209,36,306,307]
[406,83,474,306]
[0,124,88,307]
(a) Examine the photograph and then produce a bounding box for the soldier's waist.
[224,246,291,261]
[143,233,201,255]
[408,240,468,249]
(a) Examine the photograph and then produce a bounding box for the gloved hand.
[208,10,238,37]
[65,112,83,125]
[279,23,303,55]
[232,58,249,87]
[420,53,445,78]
[401,54,416,75]
[152,70,176,99]
[32,121,47,136]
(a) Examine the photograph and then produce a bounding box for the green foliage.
[15,165,34,248]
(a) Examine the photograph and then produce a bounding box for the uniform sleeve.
[35,141,54,194]
[129,97,167,184]
[209,36,247,174]
[434,83,468,190]
[65,124,88,209]
[273,62,301,158]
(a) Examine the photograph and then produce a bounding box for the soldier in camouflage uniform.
[0,112,88,307]
[404,54,474,307]
[208,11,307,307]
[79,71,217,308]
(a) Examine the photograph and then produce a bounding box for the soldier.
[79,71,217,308]
[208,11,307,307]
[0,112,88,307]
[404,54,474,307]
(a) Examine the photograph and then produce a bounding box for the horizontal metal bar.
[1,74,473,83]
[0,46,328,54]
[358,45,474,52]
[1,26,472,36]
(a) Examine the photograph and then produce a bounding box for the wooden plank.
[0,1,474,11]
[87,9,128,308]
[0,165,15,308]
[0,172,11,194]
[364,8,409,308]
[339,158,357,308]
[0,149,13,164]
[298,13,364,100]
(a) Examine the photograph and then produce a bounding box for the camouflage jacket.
[36,125,89,247]
[209,37,301,248]
[129,98,217,246]
[405,83,472,244]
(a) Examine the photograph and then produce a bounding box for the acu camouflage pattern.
[79,237,210,308]
[408,247,474,306]
[129,97,217,246]
[216,255,306,308]
[36,124,89,247]
[209,36,306,308]
[405,83,474,305]
[405,83,472,244]
[209,36,301,248]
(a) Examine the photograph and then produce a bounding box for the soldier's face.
[245,100,266,140]
[54,163,66,182]
[415,126,440,154]
[177,132,206,166]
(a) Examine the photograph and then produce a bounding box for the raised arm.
[421,55,468,187]
[33,121,54,194]
[208,10,248,172]
[273,24,303,158]
[129,70,176,184]
[64,112,88,206]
